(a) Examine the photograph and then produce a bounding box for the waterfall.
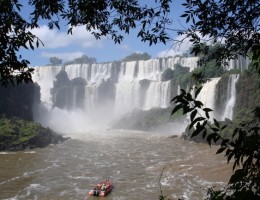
[197,78,221,119]
[64,63,113,83]
[32,65,61,108]
[222,74,240,120]
[115,80,141,115]
[32,56,240,131]
[225,56,249,71]
[143,81,171,110]
[137,59,161,81]
[118,61,137,81]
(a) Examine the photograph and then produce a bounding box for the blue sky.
[19,1,191,66]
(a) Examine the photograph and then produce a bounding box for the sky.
[19,1,191,66]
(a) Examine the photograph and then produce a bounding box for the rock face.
[0,82,40,121]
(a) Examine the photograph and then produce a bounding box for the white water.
[31,56,241,132]
[197,78,221,119]
[32,57,200,131]
[115,80,141,115]
[144,81,171,110]
[222,74,240,120]
[225,56,249,71]
[32,65,62,108]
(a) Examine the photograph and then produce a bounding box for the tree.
[63,55,97,66]
[0,0,171,86]
[122,52,151,62]
[170,1,260,199]
[49,57,62,66]
[180,0,259,72]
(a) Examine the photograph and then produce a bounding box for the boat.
[88,180,112,196]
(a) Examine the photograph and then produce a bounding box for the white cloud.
[134,50,144,54]
[157,32,212,58]
[157,34,193,58]
[118,44,131,51]
[41,51,85,62]
[31,25,102,49]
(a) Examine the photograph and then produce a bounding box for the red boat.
[88,180,112,196]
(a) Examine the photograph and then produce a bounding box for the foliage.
[63,55,97,66]
[49,57,62,66]
[186,43,225,82]
[0,117,41,145]
[166,3,260,199]
[171,85,260,199]
[173,2,260,198]
[192,61,224,80]
[121,52,151,62]
[0,0,40,86]
[173,63,191,89]
[0,116,67,151]
[0,0,171,85]
[180,0,260,72]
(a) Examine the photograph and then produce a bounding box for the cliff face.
[235,71,260,114]
[0,82,40,120]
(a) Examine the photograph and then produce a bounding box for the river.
[0,130,231,200]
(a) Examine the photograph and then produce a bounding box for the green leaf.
[203,108,213,112]
[195,85,203,98]
[229,169,245,184]
[220,125,227,130]
[214,118,220,128]
[190,110,197,121]
[171,104,182,115]
[202,129,207,139]
[216,147,226,154]
[180,13,189,17]
[189,117,205,129]
[191,126,203,138]
[194,100,203,108]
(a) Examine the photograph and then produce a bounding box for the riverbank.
[0,117,69,151]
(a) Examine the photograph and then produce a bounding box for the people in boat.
[101,184,106,191]
[97,183,102,190]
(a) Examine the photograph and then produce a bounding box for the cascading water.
[32,65,62,108]
[143,81,171,110]
[222,74,240,120]
[197,78,221,119]
[162,57,199,72]
[31,56,240,132]
[225,56,249,71]
[115,80,141,115]
[137,59,161,81]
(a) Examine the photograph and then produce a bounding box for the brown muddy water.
[0,130,232,200]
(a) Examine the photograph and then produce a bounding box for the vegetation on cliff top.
[0,117,67,151]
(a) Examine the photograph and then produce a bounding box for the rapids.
[0,130,231,200]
